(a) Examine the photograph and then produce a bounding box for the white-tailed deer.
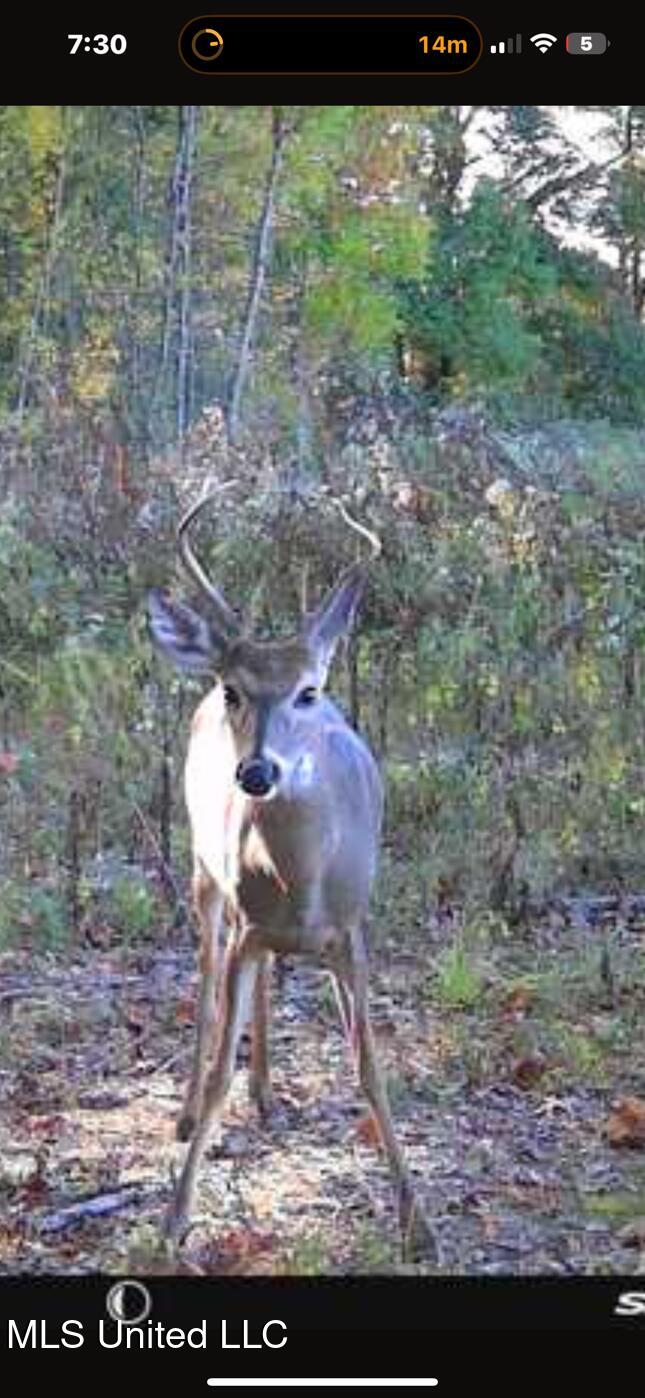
[148,491,434,1255]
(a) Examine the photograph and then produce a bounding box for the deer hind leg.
[248,950,274,1119]
[164,928,260,1245]
[176,863,224,1143]
[333,926,438,1261]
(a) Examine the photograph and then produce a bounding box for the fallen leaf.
[501,985,533,1018]
[354,1112,382,1150]
[0,1152,41,1187]
[175,996,196,1026]
[510,1054,547,1089]
[478,1210,499,1241]
[84,923,113,950]
[536,1095,570,1119]
[29,1114,66,1137]
[617,1218,645,1248]
[605,1097,645,1149]
[19,1173,51,1207]
[208,1227,279,1274]
[123,1003,149,1034]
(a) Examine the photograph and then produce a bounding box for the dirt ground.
[2,907,645,1275]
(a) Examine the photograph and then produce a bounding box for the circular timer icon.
[106,1280,152,1325]
[179,16,226,72]
[192,27,224,59]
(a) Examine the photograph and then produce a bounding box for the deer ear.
[147,589,227,673]
[304,565,365,668]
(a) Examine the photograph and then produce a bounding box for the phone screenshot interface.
[0,3,641,1386]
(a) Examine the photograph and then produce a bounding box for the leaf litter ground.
[1,907,645,1275]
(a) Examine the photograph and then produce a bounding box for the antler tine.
[177,482,241,635]
[331,497,382,560]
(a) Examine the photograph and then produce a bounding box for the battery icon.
[566,32,608,53]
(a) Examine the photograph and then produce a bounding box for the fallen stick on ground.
[38,1184,147,1233]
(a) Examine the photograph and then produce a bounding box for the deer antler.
[177,483,241,635]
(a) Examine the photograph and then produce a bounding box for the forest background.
[2,106,645,1273]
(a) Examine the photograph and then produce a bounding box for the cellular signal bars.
[490,34,522,53]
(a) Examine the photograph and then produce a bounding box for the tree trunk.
[15,117,67,426]
[66,787,82,937]
[149,104,199,443]
[348,634,361,728]
[177,105,198,446]
[377,646,392,758]
[128,106,147,438]
[227,107,287,445]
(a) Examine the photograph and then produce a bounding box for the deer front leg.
[334,928,438,1262]
[177,867,223,1143]
[331,970,353,1038]
[164,930,259,1246]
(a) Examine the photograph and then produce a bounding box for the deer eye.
[223,683,241,710]
[295,686,318,708]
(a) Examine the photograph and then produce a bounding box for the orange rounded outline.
[177,13,484,76]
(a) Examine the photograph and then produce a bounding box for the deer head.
[147,491,380,802]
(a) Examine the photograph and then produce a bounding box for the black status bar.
[2,12,626,102]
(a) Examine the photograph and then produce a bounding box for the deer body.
[187,654,381,949]
[148,495,433,1255]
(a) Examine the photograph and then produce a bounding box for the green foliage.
[111,874,156,938]
[4,106,645,947]
[538,254,645,421]
[273,106,429,386]
[285,1232,333,1275]
[434,942,484,1009]
[303,203,427,356]
[402,182,557,395]
[0,879,68,948]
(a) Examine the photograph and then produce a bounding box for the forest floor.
[2,884,645,1276]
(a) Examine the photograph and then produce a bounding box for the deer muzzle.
[235,755,280,799]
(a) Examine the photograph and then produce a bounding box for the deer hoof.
[176,1109,198,1142]
[399,1191,440,1263]
[248,1078,275,1122]
[163,1203,190,1248]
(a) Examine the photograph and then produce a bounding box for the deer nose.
[236,756,280,798]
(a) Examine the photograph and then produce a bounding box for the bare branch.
[332,498,382,559]
[227,108,287,445]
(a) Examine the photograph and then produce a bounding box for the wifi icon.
[531,32,558,51]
